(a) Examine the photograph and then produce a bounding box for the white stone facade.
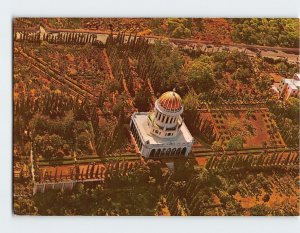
[130,91,194,158]
[278,73,300,100]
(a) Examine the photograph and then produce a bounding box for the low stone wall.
[33,181,75,195]
[33,178,104,195]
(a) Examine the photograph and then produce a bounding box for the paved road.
[15,27,299,64]
[45,28,299,64]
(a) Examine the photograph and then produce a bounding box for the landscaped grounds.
[13,18,299,216]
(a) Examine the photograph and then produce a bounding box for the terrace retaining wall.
[33,178,104,195]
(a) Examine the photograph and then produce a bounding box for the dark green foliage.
[185,57,216,93]
[150,40,185,94]
[14,197,38,215]
[166,18,192,38]
[14,91,95,158]
[250,204,271,216]
[227,136,244,150]
[230,18,299,48]
[232,68,252,83]
[133,84,152,112]
[268,98,300,147]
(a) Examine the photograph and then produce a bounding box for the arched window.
[166,148,171,156]
[166,116,169,123]
[173,117,177,123]
[136,133,142,150]
[149,149,155,158]
[171,148,176,156]
[133,128,138,140]
[176,148,181,155]
[162,115,165,122]
[155,149,161,157]
[181,147,187,156]
[130,123,133,131]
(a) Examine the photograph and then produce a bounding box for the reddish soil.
[198,106,286,149]
[216,109,285,148]
[195,157,208,166]
[235,190,299,210]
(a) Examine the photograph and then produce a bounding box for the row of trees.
[205,151,299,172]
[163,161,299,216]
[14,91,75,120]
[38,160,155,187]
[106,34,187,98]
[90,104,125,156]
[106,33,154,111]
[193,117,216,144]
[14,31,103,46]
[15,154,300,216]
[16,160,164,215]
[164,178,188,216]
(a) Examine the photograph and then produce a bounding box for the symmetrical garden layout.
[13,21,299,216]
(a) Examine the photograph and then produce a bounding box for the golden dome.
[158,90,182,112]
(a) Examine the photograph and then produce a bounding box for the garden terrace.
[106,34,148,80]
[194,147,298,167]
[204,149,299,172]
[234,173,299,210]
[17,42,111,96]
[196,103,286,149]
[165,167,299,216]
[105,33,158,111]
[36,152,138,166]
[14,51,48,97]
[36,159,140,183]
[15,45,95,100]
[230,170,299,214]
[33,159,146,195]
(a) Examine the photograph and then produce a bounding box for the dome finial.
[173,88,176,93]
